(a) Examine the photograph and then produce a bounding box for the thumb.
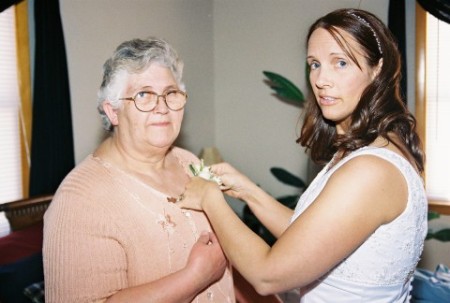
[197,231,212,244]
[208,231,220,244]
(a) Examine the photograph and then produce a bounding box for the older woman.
[43,37,235,303]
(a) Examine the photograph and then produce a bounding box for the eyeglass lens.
[134,91,186,111]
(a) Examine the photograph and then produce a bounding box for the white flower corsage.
[189,159,222,185]
[167,159,221,203]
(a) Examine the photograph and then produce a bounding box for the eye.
[309,61,320,71]
[136,91,147,98]
[337,59,347,68]
[165,90,178,96]
[135,91,154,100]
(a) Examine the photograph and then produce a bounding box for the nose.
[153,95,170,113]
[314,69,333,89]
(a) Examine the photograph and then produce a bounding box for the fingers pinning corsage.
[189,159,222,185]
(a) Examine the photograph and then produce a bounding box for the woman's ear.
[372,58,383,80]
[103,101,119,126]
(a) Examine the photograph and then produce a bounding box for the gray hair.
[97,37,185,131]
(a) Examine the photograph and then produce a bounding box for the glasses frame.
[119,89,188,112]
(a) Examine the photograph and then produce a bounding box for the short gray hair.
[97,37,185,131]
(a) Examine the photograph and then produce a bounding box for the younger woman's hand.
[211,163,255,200]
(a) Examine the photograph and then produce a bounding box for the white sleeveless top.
[290,147,428,303]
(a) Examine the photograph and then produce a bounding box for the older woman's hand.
[185,231,227,288]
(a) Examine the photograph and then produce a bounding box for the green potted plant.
[242,71,306,245]
[427,211,450,241]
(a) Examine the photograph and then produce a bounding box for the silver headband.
[350,13,383,55]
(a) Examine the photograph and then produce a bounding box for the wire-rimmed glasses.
[119,89,187,112]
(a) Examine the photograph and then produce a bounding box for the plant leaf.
[428,211,441,221]
[426,228,450,242]
[270,167,306,189]
[242,205,277,245]
[276,195,299,209]
[263,71,305,105]
[189,164,197,176]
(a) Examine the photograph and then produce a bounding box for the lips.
[150,121,170,126]
[318,95,336,105]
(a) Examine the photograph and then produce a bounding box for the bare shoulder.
[273,151,409,285]
[328,153,408,223]
[337,153,403,181]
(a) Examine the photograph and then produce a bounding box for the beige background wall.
[58,0,448,270]
[59,0,215,166]
[60,0,390,197]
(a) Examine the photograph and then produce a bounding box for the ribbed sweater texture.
[43,147,235,302]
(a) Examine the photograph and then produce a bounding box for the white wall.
[59,0,215,163]
[213,0,388,198]
[60,0,389,197]
[59,0,448,271]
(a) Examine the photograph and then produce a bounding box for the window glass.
[0,6,22,236]
[424,13,450,201]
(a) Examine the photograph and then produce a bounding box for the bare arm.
[181,156,407,295]
[213,163,294,237]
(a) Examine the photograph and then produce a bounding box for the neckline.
[91,147,190,200]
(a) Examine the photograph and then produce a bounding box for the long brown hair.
[298,8,424,172]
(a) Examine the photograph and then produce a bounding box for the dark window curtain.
[0,0,22,12]
[29,0,75,196]
[417,0,450,24]
[388,0,407,103]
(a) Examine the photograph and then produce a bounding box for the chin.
[147,139,176,150]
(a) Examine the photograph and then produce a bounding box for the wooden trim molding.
[415,4,450,215]
[415,2,426,157]
[15,0,32,198]
[429,200,450,216]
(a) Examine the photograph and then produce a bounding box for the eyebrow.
[137,84,178,91]
[307,51,348,59]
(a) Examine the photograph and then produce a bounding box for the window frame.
[16,0,32,198]
[415,3,450,215]
[0,2,31,197]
